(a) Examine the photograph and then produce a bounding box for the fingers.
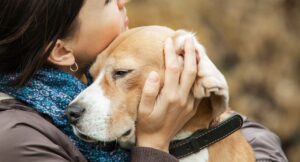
[139,71,160,117]
[163,38,180,92]
[177,56,184,77]
[136,36,201,151]
[180,37,198,99]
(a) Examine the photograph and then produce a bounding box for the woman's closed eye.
[105,0,131,5]
[105,0,113,5]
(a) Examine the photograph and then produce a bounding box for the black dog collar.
[92,140,119,152]
[169,114,243,158]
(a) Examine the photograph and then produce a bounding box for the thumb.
[138,71,160,117]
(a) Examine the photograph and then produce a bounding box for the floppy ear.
[171,30,229,118]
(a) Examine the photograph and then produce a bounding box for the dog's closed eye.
[112,69,133,80]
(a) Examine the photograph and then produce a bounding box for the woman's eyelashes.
[105,0,113,5]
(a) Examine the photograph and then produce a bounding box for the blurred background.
[126,0,299,161]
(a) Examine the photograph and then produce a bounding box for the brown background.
[126,0,300,161]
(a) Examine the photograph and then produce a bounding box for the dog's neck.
[173,98,215,141]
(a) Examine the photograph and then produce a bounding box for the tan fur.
[90,26,255,161]
[208,130,255,162]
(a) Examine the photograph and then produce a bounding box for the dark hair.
[0,0,85,86]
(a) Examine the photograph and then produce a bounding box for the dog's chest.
[179,148,209,162]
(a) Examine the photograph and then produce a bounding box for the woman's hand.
[136,37,200,152]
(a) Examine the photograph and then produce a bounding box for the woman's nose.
[117,0,127,10]
[65,104,85,125]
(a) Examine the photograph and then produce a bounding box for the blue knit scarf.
[0,67,130,162]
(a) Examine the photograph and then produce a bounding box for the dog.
[66,26,255,162]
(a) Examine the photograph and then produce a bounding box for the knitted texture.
[0,67,130,162]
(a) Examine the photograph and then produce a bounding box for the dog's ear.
[171,30,229,118]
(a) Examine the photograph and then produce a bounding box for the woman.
[0,0,288,162]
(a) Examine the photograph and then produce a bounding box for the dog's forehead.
[113,27,173,52]
[90,26,175,76]
[109,26,175,64]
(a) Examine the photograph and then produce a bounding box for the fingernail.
[147,71,159,83]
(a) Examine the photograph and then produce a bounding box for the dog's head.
[66,26,229,147]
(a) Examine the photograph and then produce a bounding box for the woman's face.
[69,0,129,67]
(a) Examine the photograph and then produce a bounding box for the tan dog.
[68,26,254,162]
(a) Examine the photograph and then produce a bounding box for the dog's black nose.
[65,104,85,125]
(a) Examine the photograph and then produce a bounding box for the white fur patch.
[71,71,113,141]
[173,131,193,140]
[179,148,209,162]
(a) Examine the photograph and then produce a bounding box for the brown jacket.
[0,99,178,162]
[0,97,288,162]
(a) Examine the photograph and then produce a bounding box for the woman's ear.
[48,40,75,66]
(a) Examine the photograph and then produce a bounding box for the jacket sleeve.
[2,124,179,162]
[0,123,80,162]
[131,147,179,162]
[0,102,89,162]
[240,116,288,162]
